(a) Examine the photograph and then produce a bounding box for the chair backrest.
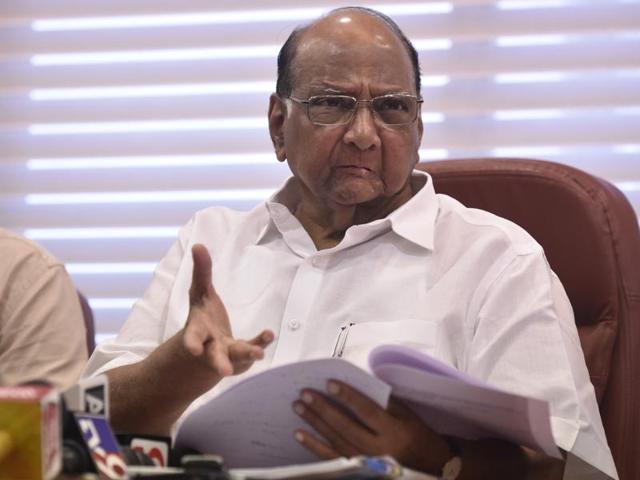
[77,291,96,356]
[417,158,640,480]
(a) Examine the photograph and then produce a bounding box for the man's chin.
[330,186,382,207]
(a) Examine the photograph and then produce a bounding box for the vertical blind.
[1,0,639,343]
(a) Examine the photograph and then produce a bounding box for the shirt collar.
[255,177,302,246]
[387,170,437,250]
[257,170,438,251]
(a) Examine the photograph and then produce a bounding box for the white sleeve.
[465,250,617,479]
[82,218,193,378]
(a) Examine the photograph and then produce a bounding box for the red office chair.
[417,158,640,479]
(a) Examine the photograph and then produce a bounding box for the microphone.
[63,374,109,418]
[117,433,171,467]
[61,376,127,478]
[0,384,61,480]
[71,412,127,478]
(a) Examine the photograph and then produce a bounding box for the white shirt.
[84,171,617,479]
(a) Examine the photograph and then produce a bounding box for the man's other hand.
[292,380,559,479]
[292,380,453,475]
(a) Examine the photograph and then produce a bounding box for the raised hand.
[182,243,274,378]
[104,244,274,436]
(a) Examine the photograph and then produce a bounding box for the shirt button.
[288,318,301,330]
[311,257,321,267]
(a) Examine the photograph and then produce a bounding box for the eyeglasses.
[287,94,423,126]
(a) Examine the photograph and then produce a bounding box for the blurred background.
[0,0,639,344]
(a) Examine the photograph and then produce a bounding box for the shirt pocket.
[340,319,438,372]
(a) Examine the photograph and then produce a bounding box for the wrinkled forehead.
[290,12,416,95]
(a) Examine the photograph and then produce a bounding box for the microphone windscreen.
[63,375,109,417]
[73,413,127,479]
[0,385,61,480]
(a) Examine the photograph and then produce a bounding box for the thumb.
[189,244,213,305]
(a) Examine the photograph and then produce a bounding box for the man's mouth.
[336,165,373,172]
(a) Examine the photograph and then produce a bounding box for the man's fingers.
[294,429,342,460]
[189,244,213,305]
[182,318,211,356]
[248,329,275,348]
[206,343,234,377]
[228,340,265,364]
[295,389,375,453]
[325,380,388,433]
[293,398,361,458]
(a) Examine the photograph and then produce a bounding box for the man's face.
[269,12,424,211]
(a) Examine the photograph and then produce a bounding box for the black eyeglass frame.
[287,93,424,126]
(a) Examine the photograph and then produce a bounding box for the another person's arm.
[105,244,273,436]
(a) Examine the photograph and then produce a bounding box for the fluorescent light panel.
[25,227,180,239]
[29,81,274,101]
[32,8,325,30]
[31,3,452,31]
[493,144,640,157]
[615,181,640,192]
[422,112,445,123]
[495,35,570,47]
[494,72,569,84]
[491,146,563,156]
[67,262,156,274]
[95,334,117,345]
[28,118,266,135]
[89,298,137,309]
[25,189,274,205]
[31,46,280,66]
[616,69,640,79]
[493,109,565,121]
[419,148,449,160]
[422,75,450,87]
[613,144,640,154]
[412,38,452,50]
[27,149,448,171]
[376,2,453,15]
[614,106,640,116]
[497,0,574,9]
[27,153,276,170]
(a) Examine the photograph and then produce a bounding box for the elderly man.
[84,7,617,479]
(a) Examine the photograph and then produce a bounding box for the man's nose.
[343,104,382,151]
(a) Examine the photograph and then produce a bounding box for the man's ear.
[415,115,424,164]
[268,93,287,162]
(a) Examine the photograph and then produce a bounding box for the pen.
[332,322,355,358]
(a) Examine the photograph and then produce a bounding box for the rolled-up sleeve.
[465,249,617,479]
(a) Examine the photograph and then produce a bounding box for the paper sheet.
[174,358,391,468]
[175,345,560,468]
